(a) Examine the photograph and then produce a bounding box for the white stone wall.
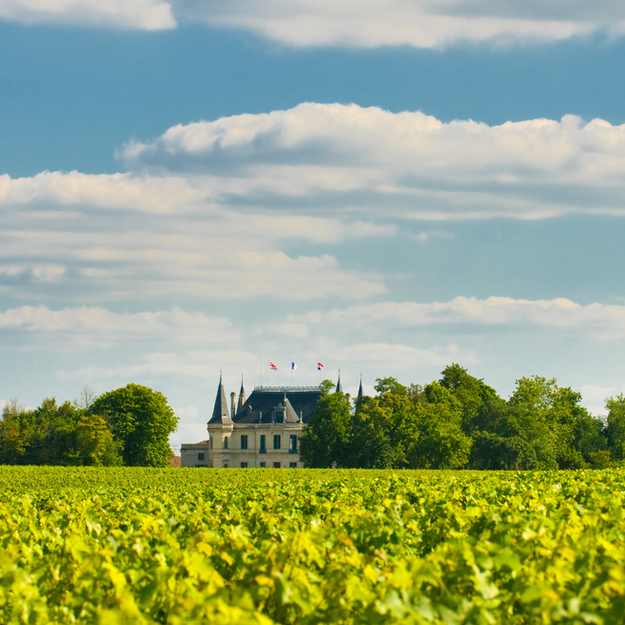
[208,423,303,468]
[180,441,210,467]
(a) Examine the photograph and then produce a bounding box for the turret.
[237,376,246,414]
[208,374,232,425]
[335,370,343,394]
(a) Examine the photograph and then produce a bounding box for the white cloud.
[3,0,625,47]
[0,305,238,347]
[171,0,625,48]
[0,171,388,302]
[124,104,625,220]
[0,171,202,213]
[0,0,175,29]
[5,105,625,306]
[576,385,623,417]
[284,296,625,339]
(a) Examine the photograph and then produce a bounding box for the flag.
[292,362,298,370]
[269,362,277,370]
[317,362,324,370]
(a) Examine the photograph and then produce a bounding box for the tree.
[300,392,352,468]
[88,384,178,467]
[403,382,472,469]
[439,364,501,436]
[75,414,122,466]
[606,394,625,461]
[374,377,407,397]
[350,397,398,468]
[74,384,97,410]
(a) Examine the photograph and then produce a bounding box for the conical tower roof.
[358,375,363,400]
[282,396,300,423]
[335,371,343,393]
[208,374,232,424]
[237,376,246,414]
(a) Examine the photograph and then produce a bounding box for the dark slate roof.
[209,375,233,424]
[336,372,343,393]
[233,387,322,424]
[237,378,246,412]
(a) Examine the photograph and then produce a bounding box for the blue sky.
[2,1,625,451]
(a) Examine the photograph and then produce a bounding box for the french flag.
[292,362,298,370]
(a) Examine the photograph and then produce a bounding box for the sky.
[2,1,625,453]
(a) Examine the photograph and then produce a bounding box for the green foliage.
[606,394,625,461]
[0,398,122,466]
[88,384,178,467]
[374,377,407,397]
[1,466,625,624]
[75,414,122,466]
[318,379,336,396]
[299,392,352,467]
[305,366,610,471]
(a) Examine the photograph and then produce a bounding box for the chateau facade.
[183,376,324,468]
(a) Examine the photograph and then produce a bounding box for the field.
[1,467,624,624]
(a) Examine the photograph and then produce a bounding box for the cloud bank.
[125,103,625,220]
[3,104,625,305]
[0,0,175,29]
[175,0,618,48]
[4,1,625,47]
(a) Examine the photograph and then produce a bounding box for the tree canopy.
[301,366,613,470]
[88,384,178,467]
[1,383,177,467]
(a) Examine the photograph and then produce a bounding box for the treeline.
[0,384,178,467]
[300,364,625,470]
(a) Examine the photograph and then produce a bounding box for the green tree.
[374,377,407,397]
[439,364,501,436]
[75,414,122,466]
[300,392,352,468]
[606,394,625,461]
[403,382,472,469]
[88,384,178,467]
[350,396,400,468]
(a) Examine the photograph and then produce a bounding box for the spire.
[237,375,246,413]
[335,370,343,393]
[208,374,232,424]
[358,374,363,400]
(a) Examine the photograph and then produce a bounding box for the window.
[259,462,266,468]
[240,435,248,450]
[223,436,228,449]
[240,462,248,468]
[273,462,281,468]
[209,438,213,449]
[274,409,284,423]
[289,435,298,452]
[259,434,266,453]
[289,462,297,468]
[198,452,204,461]
[223,461,229,468]
[273,434,281,450]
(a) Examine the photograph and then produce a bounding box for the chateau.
[181,375,334,468]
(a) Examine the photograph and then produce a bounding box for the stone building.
[185,375,323,468]
[180,441,209,467]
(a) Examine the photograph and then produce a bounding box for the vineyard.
[1,467,624,624]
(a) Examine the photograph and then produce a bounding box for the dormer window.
[272,403,285,423]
